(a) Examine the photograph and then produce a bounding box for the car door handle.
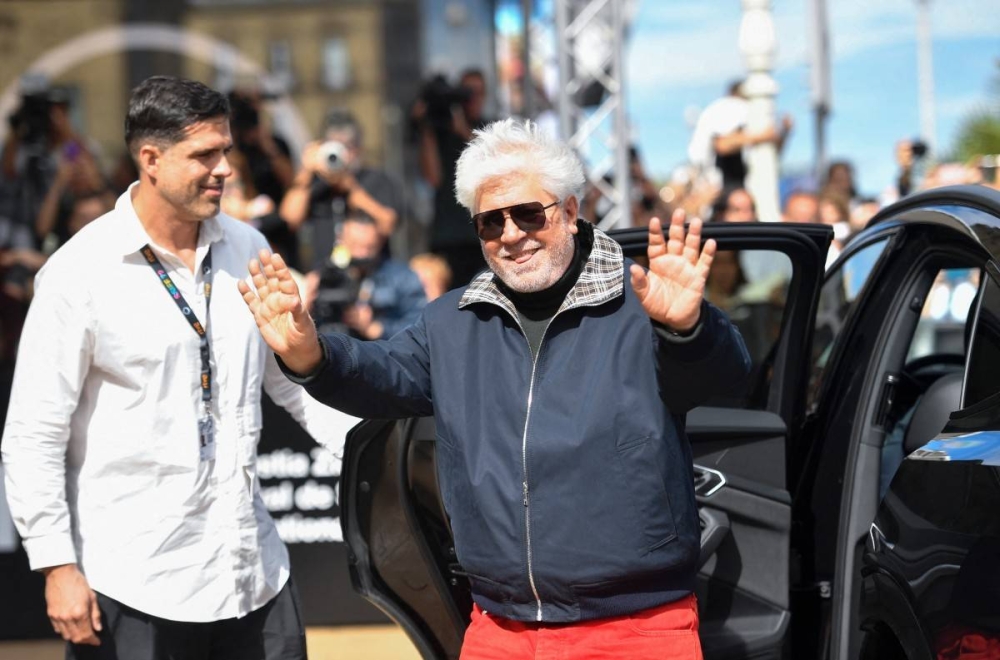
[693,464,726,497]
[698,507,731,569]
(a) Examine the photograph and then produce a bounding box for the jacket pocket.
[451,568,511,605]
[614,435,677,556]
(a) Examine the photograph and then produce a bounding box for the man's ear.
[136,143,163,180]
[564,195,579,234]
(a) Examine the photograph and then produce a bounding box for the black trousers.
[67,579,307,660]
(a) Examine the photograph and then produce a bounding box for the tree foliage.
[952,108,1000,162]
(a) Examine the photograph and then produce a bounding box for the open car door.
[340,222,831,659]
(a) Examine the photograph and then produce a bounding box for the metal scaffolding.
[553,0,633,230]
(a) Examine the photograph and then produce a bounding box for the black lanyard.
[141,245,214,411]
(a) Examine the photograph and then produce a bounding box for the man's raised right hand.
[238,249,324,375]
[43,564,102,646]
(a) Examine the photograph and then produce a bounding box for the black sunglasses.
[471,200,561,240]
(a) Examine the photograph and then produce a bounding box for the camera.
[312,246,378,335]
[313,260,362,334]
[9,92,54,148]
[419,74,472,131]
[911,140,929,158]
[316,140,350,174]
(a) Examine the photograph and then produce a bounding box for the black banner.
[0,388,384,640]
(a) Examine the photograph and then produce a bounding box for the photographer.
[413,69,491,286]
[308,212,425,340]
[228,90,294,206]
[35,149,113,249]
[280,110,400,270]
[896,138,929,198]
[1,86,96,234]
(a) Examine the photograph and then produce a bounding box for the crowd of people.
[0,59,998,660]
[0,71,496,388]
[1,74,995,376]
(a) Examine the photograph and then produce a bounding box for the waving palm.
[238,249,323,374]
[629,210,715,332]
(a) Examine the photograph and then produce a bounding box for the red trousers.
[459,594,703,660]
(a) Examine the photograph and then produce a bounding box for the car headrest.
[903,371,964,454]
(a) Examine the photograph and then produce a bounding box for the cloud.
[937,93,997,122]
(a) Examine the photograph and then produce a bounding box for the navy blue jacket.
[297,225,751,622]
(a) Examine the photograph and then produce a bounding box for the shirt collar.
[115,181,225,257]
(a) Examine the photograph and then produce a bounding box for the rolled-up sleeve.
[2,264,94,570]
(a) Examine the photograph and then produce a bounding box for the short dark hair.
[459,68,486,85]
[125,76,229,155]
[344,210,377,227]
[323,108,361,147]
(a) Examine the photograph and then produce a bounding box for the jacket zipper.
[514,314,557,623]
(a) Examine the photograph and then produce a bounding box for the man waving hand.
[241,119,750,659]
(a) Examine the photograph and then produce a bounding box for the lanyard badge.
[142,245,216,461]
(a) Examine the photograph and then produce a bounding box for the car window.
[808,238,890,409]
[907,268,980,361]
[702,248,792,409]
[963,273,1000,409]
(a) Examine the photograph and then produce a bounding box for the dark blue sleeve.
[653,301,752,413]
[281,313,434,419]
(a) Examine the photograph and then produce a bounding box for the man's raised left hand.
[629,209,715,333]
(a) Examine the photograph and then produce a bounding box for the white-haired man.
[240,119,751,658]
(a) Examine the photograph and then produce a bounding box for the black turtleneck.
[496,224,592,360]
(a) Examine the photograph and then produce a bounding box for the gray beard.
[483,234,575,293]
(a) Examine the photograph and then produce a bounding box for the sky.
[625,0,1000,197]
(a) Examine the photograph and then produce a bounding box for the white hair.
[454,118,586,212]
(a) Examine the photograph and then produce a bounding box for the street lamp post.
[739,0,780,222]
[916,0,936,152]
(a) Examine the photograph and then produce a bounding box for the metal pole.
[916,0,936,152]
[610,0,631,228]
[553,0,631,229]
[739,0,780,222]
[807,0,831,184]
[554,0,573,141]
[521,0,535,119]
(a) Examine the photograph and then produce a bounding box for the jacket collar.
[458,221,624,318]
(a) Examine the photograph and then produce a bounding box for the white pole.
[807,0,831,184]
[739,0,780,222]
[916,0,936,152]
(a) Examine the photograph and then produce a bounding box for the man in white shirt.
[1,76,356,659]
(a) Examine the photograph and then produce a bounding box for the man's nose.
[214,153,233,179]
[499,212,526,243]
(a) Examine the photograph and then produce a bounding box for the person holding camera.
[414,68,492,287]
[279,110,401,270]
[1,86,100,237]
[308,211,425,340]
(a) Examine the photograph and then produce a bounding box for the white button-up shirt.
[2,186,358,622]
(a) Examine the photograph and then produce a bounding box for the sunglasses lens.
[474,210,506,239]
[509,202,547,231]
[473,201,553,239]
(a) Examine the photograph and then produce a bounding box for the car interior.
[830,237,987,660]
[878,265,981,496]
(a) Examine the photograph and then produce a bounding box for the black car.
[339,185,1000,660]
